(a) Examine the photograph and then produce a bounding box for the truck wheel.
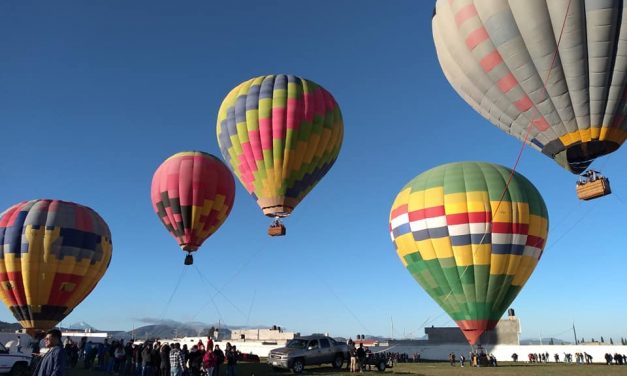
[10,363,29,376]
[292,358,304,374]
[377,360,386,372]
[332,354,344,368]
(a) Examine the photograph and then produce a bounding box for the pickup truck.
[267,335,349,373]
[0,343,30,376]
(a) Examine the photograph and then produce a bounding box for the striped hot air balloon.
[389,162,549,345]
[433,1,627,175]
[216,74,343,236]
[0,199,112,336]
[151,151,235,264]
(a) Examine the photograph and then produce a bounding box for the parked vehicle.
[267,335,349,373]
[0,343,31,376]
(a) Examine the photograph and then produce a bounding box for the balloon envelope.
[389,162,548,345]
[151,151,235,253]
[0,199,112,335]
[433,1,627,173]
[216,74,343,218]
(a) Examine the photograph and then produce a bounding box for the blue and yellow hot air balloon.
[0,199,112,336]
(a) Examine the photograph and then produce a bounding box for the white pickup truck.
[0,343,31,376]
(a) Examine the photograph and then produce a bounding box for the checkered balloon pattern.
[389,162,548,345]
[0,199,112,334]
[151,151,235,252]
[217,74,343,218]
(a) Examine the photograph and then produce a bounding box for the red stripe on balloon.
[408,206,446,221]
[479,50,503,72]
[465,27,489,50]
[446,211,491,225]
[455,4,477,28]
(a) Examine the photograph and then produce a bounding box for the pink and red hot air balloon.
[151,151,235,265]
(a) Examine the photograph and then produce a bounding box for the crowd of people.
[513,351,627,365]
[446,351,497,367]
[60,337,241,376]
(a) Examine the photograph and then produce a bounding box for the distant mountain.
[0,321,21,332]
[122,324,232,341]
[67,321,97,331]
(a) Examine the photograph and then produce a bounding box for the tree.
[591,338,595,343]
[549,338,554,345]
[601,336,604,343]
[610,338,614,345]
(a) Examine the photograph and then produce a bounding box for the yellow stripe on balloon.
[394,233,416,266]
[453,244,491,266]
[511,256,538,286]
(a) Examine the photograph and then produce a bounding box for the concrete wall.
[424,318,520,345]
[230,328,297,341]
[370,343,627,364]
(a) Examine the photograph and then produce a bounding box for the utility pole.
[572,322,578,344]
[390,317,394,340]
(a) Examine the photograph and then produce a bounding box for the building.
[424,309,520,345]
[230,326,298,343]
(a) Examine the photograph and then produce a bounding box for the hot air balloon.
[432,0,623,199]
[216,74,343,236]
[389,162,549,345]
[0,199,112,336]
[151,151,235,265]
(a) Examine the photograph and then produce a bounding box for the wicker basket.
[268,224,286,237]
[576,178,611,200]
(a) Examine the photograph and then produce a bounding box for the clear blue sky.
[1,0,626,343]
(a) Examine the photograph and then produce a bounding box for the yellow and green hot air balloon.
[216,74,343,236]
[0,199,112,336]
[389,162,548,345]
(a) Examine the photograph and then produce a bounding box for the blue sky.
[1,1,626,343]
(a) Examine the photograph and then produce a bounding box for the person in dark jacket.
[159,344,170,376]
[211,345,224,376]
[356,343,366,373]
[187,346,202,376]
[33,329,67,376]
[225,346,237,376]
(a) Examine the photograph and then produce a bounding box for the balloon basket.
[184,254,194,265]
[576,171,611,200]
[268,222,286,237]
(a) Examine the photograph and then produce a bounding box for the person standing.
[202,347,216,376]
[141,343,152,376]
[168,344,184,376]
[33,329,67,376]
[225,345,237,376]
[212,345,224,376]
[349,342,357,372]
[356,343,366,373]
[159,344,170,376]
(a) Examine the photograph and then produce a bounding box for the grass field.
[65,362,627,376]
